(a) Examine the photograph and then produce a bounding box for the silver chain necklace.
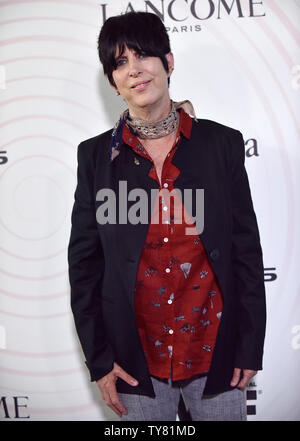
[126,100,179,139]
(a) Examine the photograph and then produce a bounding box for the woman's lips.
[131,80,151,91]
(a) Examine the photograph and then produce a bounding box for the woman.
[68,11,266,421]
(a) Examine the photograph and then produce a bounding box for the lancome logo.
[100,0,266,26]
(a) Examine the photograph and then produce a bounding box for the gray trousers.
[119,374,247,421]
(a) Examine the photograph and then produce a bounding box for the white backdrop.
[0,0,299,421]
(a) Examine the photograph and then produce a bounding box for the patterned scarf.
[109,100,197,162]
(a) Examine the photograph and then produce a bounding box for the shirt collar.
[179,107,193,140]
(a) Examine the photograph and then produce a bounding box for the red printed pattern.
[123,110,223,380]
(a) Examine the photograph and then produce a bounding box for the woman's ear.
[166,52,174,77]
[109,82,120,95]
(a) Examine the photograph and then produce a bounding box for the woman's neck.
[128,97,172,122]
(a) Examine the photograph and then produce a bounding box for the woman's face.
[111,45,174,117]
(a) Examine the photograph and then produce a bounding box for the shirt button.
[168,299,172,304]
[165,268,170,273]
[163,183,168,188]
[163,237,168,243]
[163,206,168,211]
[169,329,174,334]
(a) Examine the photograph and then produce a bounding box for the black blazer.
[68,117,266,397]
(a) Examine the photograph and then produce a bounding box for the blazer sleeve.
[230,130,266,371]
[68,141,114,381]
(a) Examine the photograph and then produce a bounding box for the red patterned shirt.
[122,109,223,381]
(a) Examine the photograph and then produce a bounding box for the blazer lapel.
[171,129,221,258]
[111,144,160,311]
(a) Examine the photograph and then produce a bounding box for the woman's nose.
[128,55,142,77]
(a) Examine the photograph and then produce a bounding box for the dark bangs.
[97,12,171,86]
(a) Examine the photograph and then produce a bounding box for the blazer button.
[209,249,220,261]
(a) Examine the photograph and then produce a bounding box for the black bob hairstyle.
[97,12,171,88]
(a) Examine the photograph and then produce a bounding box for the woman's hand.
[230,367,257,389]
[96,362,139,417]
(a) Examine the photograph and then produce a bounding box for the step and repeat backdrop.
[0,0,299,421]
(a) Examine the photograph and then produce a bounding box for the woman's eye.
[116,59,126,67]
[115,53,148,68]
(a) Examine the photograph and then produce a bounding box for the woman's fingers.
[97,362,138,417]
